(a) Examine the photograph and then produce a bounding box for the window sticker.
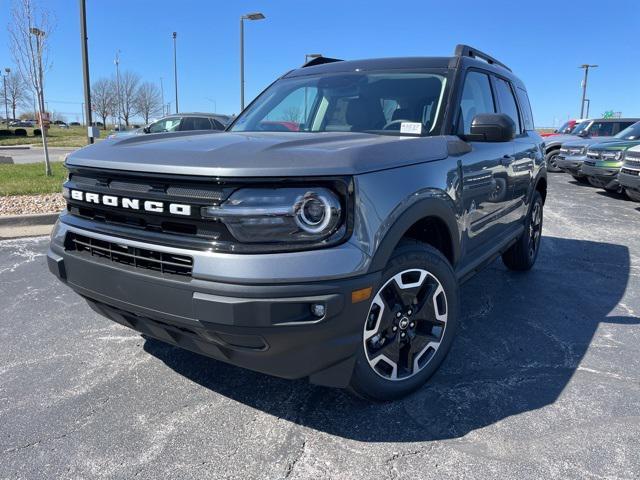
[400,122,422,135]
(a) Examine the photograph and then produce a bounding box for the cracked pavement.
[1,174,639,479]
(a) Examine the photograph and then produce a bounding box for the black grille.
[65,232,193,277]
[625,158,640,168]
[621,168,639,177]
[584,160,596,166]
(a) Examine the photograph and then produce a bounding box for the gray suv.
[48,45,546,401]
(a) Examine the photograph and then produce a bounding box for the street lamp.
[29,26,52,176]
[579,64,598,118]
[240,12,265,111]
[2,68,9,125]
[172,32,178,113]
[114,50,122,131]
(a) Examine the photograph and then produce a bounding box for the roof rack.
[454,44,511,72]
[302,56,344,68]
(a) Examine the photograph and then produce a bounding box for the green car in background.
[581,122,640,192]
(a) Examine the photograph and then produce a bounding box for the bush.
[0,129,12,137]
[13,128,27,137]
[33,129,42,136]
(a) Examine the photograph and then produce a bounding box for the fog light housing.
[311,303,325,318]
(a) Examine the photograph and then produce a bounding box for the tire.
[502,191,543,271]
[349,241,459,401]
[572,175,589,184]
[625,189,640,202]
[587,177,606,189]
[545,149,562,173]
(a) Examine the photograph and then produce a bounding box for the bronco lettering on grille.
[69,190,192,216]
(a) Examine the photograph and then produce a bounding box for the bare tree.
[134,82,163,124]
[8,0,54,175]
[282,106,303,123]
[1,71,29,120]
[118,71,140,127]
[91,78,115,129]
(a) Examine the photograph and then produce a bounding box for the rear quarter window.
[516,87,535,131]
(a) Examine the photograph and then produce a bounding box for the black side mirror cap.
[463,113,515,142]
[143,126,150,134]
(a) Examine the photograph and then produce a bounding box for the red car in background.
[541,119,584,137]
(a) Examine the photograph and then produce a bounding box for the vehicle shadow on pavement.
[143,236,637,442]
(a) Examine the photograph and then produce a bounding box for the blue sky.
[1,0,638,126]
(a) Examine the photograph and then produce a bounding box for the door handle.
[501,155,515,166]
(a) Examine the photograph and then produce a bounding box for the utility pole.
[172,32,178,113]
[2,68,9,124]
[79,0,93,143]
[240,12,266,111]
[30,27,52,176]
[114,50,122,131]
[579,64,597,118]
[159,77,165,116]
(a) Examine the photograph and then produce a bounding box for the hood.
[587,139,640,152]
[559,137,615,148]
[66,131,449,177]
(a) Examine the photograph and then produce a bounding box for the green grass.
[0,162,67,196]
[0,126,103,147]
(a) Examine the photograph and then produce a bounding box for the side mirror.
[143,126,151,134]
[465,113,515,142]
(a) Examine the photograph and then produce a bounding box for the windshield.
[556,121,573,133]
[615,121,640,140]
[570,121,590,135]
[231,71,448,136]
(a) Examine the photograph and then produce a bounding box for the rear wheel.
[502,191,543,271]
[349,242,459,401]
[545,150,563,172]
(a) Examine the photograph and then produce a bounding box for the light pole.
[172,32,178,113]
[205,97,217,112]
[159,77,165,116]
[114,50,122,130]
[79,0,93,143]
[579,64,597,118]
[30,27,52,176]
[240,12,265,111]
[2,68,9,125]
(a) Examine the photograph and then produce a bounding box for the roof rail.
[454,44,511,72]
[302,56,344,68]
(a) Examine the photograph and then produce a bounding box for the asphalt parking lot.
[1,173,639,479]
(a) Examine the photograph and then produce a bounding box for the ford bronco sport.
[48,45,546,401]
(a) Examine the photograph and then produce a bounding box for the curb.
[0,145,31,150]
[0,212,59,227]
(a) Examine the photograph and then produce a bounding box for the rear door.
[457,70,515,255]
[492,76,535,224]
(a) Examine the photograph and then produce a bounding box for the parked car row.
[107,112,232,139]
[551,120,640,201]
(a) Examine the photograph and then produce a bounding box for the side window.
[459,71,495,135]
[180,117,196,131]
[516,87,535,131]
[148,117,181,133]
[494,77,521,133]
[211,119,225,130]
[589,122,614,137]
[191,117,213,130]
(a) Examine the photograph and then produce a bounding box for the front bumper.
[556,154,587,175]
[48,219,380,387]
[619,167,640,192]
[580,162,622,190]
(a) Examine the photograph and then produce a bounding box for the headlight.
[615,151,625,161]
[202,187,343,243]
[580,147,587,155]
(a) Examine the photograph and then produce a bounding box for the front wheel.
[625,189,640,202]
[545,150,563,173]
[502,191,543,271]
[349,241,459,401]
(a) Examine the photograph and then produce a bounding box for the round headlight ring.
[295,191,339,234]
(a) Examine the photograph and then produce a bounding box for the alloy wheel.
[528,201,542,259]
[363,269,448,381]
